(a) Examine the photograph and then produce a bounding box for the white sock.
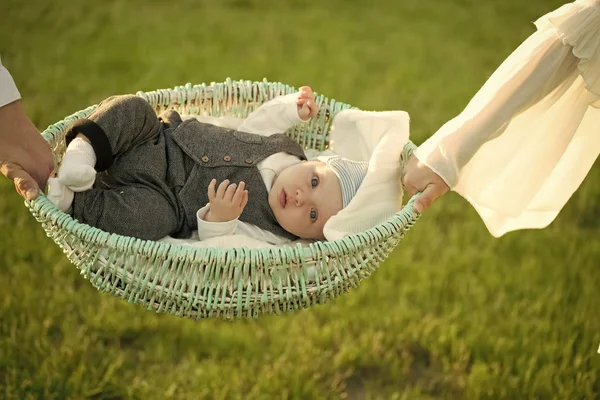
[47,177,74,213]
[58,137,97,192]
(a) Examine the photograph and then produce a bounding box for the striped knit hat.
[314,156,369,208]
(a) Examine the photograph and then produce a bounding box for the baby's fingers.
[306,100,319,117]
[216,179,230,198]
[298,86,313,97]
[207,178,217,202]
[241,189,249,210]
[297,87,314,103]
[224,182,238,201]
[232,181,246,206]
[297,94,315,105]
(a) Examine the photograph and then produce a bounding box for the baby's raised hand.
[297,86,319,121]
[204,179,249,222]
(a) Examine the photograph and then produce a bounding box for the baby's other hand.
[297,86,319,121]
[204,179,249,222]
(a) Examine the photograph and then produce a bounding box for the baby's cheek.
[274,209,292,230]
[278,210,307,237]
[315,221,327,240]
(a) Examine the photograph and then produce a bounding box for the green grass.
[1,0,599,398]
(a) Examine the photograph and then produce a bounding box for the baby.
[48,87,368,244]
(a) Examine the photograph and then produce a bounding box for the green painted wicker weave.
[25,78,420,320]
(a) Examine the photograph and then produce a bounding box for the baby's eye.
[311,177,319,188]
[310,208,318,222]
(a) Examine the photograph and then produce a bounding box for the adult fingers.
[401,154,417,184]
[34,145,55,190]
[18,149,54,192]
[404,184,417,199]
[28,135,55,190]
[413,183,446,213]
[0,162,40,200]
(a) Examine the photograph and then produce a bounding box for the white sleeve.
[196,204,240,240]
[0,56,21,108]
[196,204,292,245]
[235,221,293,246]
[414,29,578,188]
[414,21,600,237]
[237,92,305,136]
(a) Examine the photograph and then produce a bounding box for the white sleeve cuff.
[0,56,21,108]
[413,145,456,188]
[278,92,306,125]
[237,91,307,136]
[196,204,239,240]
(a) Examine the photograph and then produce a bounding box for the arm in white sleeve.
[196,204,239,240]
[237,92,305,136]
[415,28,580,187]
[414,10,600,237]
[0,56,22,108]
[196,204,292,245]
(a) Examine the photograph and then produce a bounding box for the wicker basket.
[26,78,420,320]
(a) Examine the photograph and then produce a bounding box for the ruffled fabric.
[414,1,600,237]
[535,0,600,99]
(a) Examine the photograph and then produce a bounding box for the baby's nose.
[295,189,306,206]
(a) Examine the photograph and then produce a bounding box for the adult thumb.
[414,184,441,213]
[5,163,40,200]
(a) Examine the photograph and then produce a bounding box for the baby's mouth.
[279,189,287,208]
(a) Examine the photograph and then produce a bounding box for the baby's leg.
[69,184,181,241]
[57,137,97,191]
[59,95,163,190]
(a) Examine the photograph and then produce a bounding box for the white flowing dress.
[414,0,600,237]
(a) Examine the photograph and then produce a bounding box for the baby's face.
[268,161,343,240]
